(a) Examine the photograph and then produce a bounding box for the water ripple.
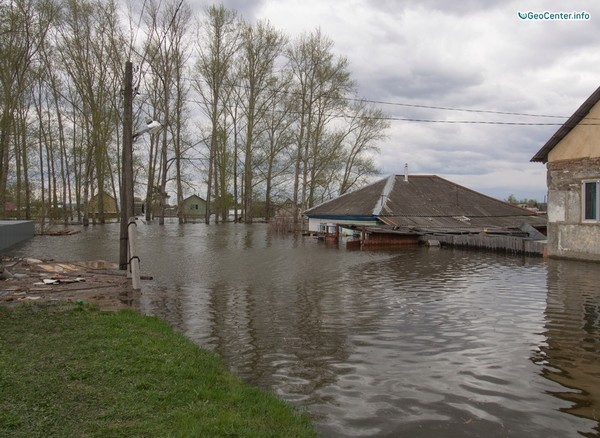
[9,224,600,437]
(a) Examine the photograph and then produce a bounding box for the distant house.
[275,198,298,219]
[531,85,600,262]
[304,174,546,240]
[88,193,118,218]
[182,195,206,219]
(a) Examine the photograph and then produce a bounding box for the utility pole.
[120,61,134,270]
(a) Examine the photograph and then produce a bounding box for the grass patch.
[0,303,316,437]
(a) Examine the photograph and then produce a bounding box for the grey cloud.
[188,0,265,21]
[366,0,506,16]
[356,66,484,104]
[400,67,485,99]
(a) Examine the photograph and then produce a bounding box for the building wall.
[364,233,419,246]
[546,157,600,261]
[549,103,600,161]
[307,217,378,232]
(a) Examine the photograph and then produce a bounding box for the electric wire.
[133,72,600,125]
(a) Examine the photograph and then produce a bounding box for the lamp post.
[120,61,134,270]
[119,61,163,271]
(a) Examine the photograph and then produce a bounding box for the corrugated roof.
[304,177,388,217]
[305,175,538,219]
[531,85,600,163]
[379,214,546,230]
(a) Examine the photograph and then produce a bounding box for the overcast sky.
[189,0,600,201]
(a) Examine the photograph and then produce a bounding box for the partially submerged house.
[271,198,300,232]
[304,173,546,249]
[531,85,600,262]
[275,198,297,219]
[182,195,207,219]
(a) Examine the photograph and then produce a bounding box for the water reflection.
[6,223,600,437]
[539,259,600,437]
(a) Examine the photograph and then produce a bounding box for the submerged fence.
[421,233,547,256]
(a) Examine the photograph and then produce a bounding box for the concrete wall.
[0,221,35,251]
[546,157,600,261]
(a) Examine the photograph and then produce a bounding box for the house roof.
[183,194,206,202]
[304,177,389,217]
[379,213,546,231]
[304,174,543,230]
[531,85,600,163]
[90,193,116,201]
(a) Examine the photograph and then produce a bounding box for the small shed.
[88,193,118,217]
[182,195,207,218]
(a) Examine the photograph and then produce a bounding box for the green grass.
[0,303,316,438]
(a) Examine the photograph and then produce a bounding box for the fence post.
[127,217,141,290]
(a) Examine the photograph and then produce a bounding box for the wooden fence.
[421,233,547,256]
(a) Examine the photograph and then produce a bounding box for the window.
[583,180,600,221]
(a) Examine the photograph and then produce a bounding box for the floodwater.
[7,222,600,437]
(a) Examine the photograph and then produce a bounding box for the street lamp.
[119,60,162,271]
[133,118,163,141]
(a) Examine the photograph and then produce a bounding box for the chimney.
[404,163,409,182]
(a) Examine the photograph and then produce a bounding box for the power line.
[137,91,600,127]
[342,96,571,119]
[370,116,585,126]
[136,72,600,126]
[179,73,596,120]
[175,95,600,126]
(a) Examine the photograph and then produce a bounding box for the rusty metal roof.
[531,85,600,163]
[305,175,540,224]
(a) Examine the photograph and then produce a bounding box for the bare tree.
[40,33,74,223]
[300,31,353,211]
[193,4,240,224]
[142,0,191,225]
[257,71,295,221]
[170,5,192,224]
[238,20,286,223]
[0,2,388,226]
[338,101,387,194]
[0,0,55,218]
[55,0,125,225]
[287,28,353,221]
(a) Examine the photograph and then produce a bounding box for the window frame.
[582,179,600,222]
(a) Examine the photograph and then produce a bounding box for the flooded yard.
[7,222,600,437]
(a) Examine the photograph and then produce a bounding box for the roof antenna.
[404,163,409,182]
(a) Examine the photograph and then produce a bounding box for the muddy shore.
[0,257,139,311]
